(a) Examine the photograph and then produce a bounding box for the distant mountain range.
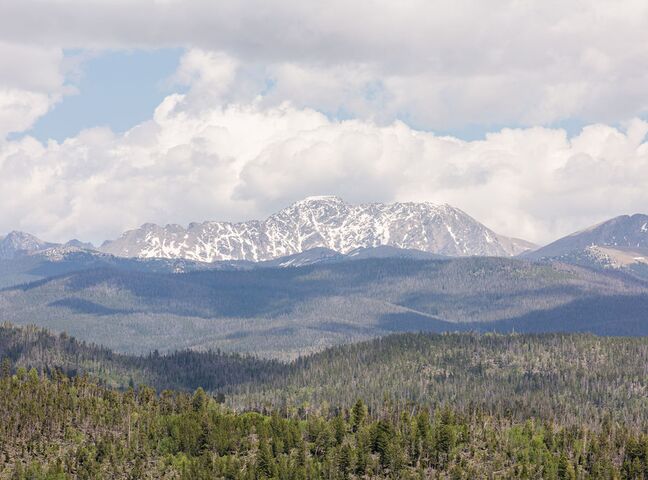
[3,204,648,358]
[97,196,535,260]
[2,254,647,358]
[0,242,442,289]
[1,196,534,262]
[3,198,648,277]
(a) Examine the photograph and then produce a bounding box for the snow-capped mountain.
[99,196,535,262]
[523,214,648,279]
[524,214,648,260]
[0,231,57,260]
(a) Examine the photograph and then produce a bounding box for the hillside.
[2,256,647,357]
[232,332,648,428]
[0,323,284,392]
[2,323,648,430]
[3,361,647,479]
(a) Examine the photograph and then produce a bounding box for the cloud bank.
[1,49,647,245]
[0,42,69,136]
[2,0,648,130]
[1,2,648,246]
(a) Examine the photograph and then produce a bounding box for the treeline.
[1,368,648,479]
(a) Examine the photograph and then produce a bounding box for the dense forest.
[0,323,285,392]
[2,324,648,478]
[3,323,648,430]
[2,368,648,479]
[233,332,648,430]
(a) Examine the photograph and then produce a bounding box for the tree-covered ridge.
[3,323,648,433]
[234,333,648,430]
[1,368,647,479]
[3,256,648,358]
[0,322,285,393]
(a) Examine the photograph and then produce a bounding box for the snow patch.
[99,197,527,261]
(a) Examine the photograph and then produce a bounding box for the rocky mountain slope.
[0,231,57,260]
[524,214,648,278]
[525,214,648,259]
[99,196,535,261]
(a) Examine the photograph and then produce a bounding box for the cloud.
[1,53,647,247]
[0,89,56,137]
[1,1,648,129]
[0,42,68,136]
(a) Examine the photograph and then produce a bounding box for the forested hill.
[1,326,648,478]
[3,256,648,358]
[0,323,285,392]
[3,323,648,432]
[4,367,648,479]
[233,332,648,429]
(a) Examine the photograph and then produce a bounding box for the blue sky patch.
[28,48,186,142]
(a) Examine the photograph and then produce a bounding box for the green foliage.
[232,332,648,430]
[3,324,648,478]
[0,370,647,479]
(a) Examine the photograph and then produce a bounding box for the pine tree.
[351,400,366,433]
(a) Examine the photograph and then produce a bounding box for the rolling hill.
[1,256,646,358]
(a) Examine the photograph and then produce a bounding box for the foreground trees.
[1,369,647,479]
[3,325,648,478]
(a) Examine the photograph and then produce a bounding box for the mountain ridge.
[523,213,648,279]
[98,196,535,261]
[525,213,648,259]
[3,255,646,358]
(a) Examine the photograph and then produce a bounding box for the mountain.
[0,231,56,259]
[2,256,646,358]
[0,231,94,263]
[64,238,95,250]
[99,196,535,261]
[0,244,251,289]
[526,213,648,258]
[524,213,648,278]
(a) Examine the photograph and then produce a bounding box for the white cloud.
[0,43,67,136]
[1,57,647,246]
[0,88,56,137]
[1,1,648,128]
[1,3,648,246]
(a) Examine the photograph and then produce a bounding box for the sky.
[1,0,648,245]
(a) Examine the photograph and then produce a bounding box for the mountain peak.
[526,213,648,260]
[300,195,343,202]
[0,231,56,260]
[291,195,346,207]
[99,197,533,262]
